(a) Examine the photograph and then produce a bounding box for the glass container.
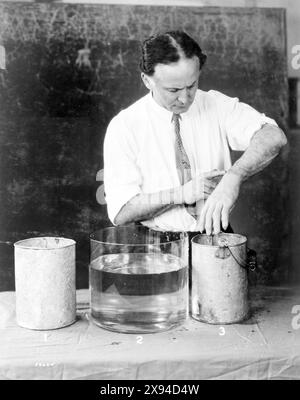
[89,225,188,333]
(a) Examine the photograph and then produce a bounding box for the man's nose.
[177,89,189,105]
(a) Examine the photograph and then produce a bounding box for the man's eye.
[169,89,179,93]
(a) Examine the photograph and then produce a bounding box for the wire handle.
[216,238,257,271]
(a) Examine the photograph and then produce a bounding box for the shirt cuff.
[236,115,278,151]
[106,185,141,225]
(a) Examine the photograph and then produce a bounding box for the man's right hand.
[114,170,225,226]
[178,170,226,205]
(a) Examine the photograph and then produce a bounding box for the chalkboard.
[0,3,288,290]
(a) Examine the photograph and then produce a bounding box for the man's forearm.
[197,124,287,235]
[113,170,227,225]
[229,124,287,181]
[114,187,180,225]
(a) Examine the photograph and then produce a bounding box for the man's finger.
[202,170,226,179]
[203,180,217,194]
[198,202,209,233]
[204,203,215,235]
[221,205,230,231]
[212,202,223,234]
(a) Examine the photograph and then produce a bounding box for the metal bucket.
[191,233,249,324]
[14,237,76,330]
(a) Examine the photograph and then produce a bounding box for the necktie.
[172,113,197,218]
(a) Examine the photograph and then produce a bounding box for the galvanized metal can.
[14,237,76,330]
[191,233,249,324]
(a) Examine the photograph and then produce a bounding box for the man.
[103,31,287,235]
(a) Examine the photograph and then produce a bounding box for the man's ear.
[141,73,153,91]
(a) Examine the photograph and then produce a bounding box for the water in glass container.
[89,226,188,333]
[90,251,188,333]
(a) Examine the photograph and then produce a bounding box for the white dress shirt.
[103,89,277,231]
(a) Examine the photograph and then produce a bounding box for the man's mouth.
[174,104,190,111]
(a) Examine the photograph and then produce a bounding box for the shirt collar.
[147,92,173,122]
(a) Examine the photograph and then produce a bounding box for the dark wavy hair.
[140,31,207,76]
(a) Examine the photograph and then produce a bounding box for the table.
[0,286,300,380]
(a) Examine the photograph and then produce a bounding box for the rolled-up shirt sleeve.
[211,90,278,151]
[104,114,142,224]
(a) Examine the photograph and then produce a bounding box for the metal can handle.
[215,238,257,271]
[227,247,257,271]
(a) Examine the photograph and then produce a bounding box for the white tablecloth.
[0,286,300,380]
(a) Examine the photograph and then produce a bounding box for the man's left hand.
[197,170,242,234]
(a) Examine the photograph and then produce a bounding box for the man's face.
[142,56,200,114]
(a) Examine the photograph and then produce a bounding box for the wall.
[1,0,299,78]
[60,0,300,79]
[0,3,288,290]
